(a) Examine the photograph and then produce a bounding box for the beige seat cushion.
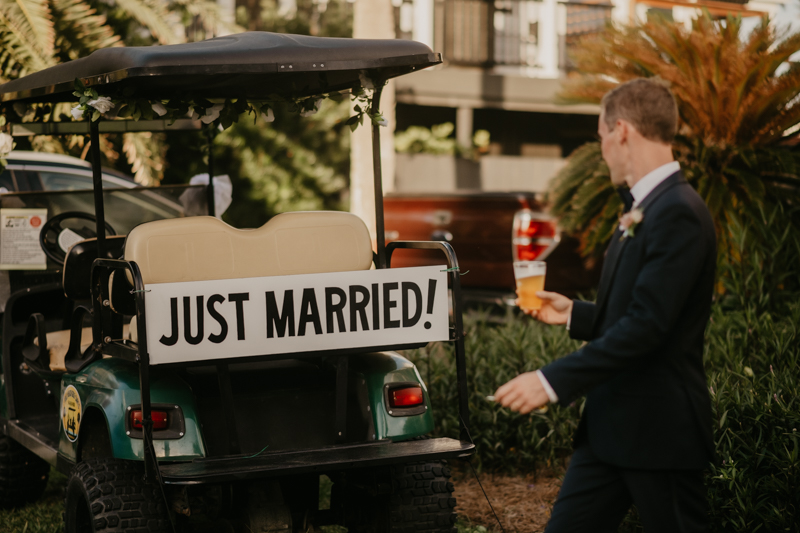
[124,212,374,285]
[128,315,138,344]
[38,325,129,372]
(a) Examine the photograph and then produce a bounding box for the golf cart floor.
[159,437,475,485]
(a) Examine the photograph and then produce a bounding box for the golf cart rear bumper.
[159,437,474,485]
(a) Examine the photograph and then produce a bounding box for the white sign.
[144,265,449,365]
[0,208,48,270]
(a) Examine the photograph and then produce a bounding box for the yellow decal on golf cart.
[61,385,82,442]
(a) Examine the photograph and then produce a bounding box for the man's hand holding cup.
[518,291,573,325]
[513,261,573,325]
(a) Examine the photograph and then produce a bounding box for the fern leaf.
[170,0,245,39]
[51,0,120,60]
[113,0,184,45]
[0,0,56,79]
[123,131,167,186]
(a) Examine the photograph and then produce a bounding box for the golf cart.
[0,32,474,532]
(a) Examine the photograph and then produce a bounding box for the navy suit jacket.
[541,171,716,470]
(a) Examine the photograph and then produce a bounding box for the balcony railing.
[561,1,614,70]
[428,0,612,69]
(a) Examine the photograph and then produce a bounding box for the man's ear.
[616,119,630,143]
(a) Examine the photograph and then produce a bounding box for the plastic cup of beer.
[514,261,547,311]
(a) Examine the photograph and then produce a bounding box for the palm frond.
[562,14,800,146]
[0,0,56,79]
[123,132,167,186]
[113,0,184,45]
[555,13,800,263]
[170,0,245,40]
[31,135,67,155]
[51,0,121,60]
[547,142,620,261]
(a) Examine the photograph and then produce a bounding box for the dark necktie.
[616,186,634,213]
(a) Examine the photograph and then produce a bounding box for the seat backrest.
[62,235,127,300]
[123,212,374,285]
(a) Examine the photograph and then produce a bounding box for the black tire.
[0,435,50,508]
[63,458,170,533]
[341,461,458,533]
[385,462,458,533]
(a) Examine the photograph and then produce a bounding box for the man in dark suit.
[495,78,716,532]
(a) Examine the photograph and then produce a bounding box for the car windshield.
[0,184,202,235]
[36,170,128,191]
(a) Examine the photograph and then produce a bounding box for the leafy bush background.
[406,206,800,532]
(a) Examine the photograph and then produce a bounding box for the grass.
[0,469,66,533]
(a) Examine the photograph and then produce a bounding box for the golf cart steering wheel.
[39,212,117,264]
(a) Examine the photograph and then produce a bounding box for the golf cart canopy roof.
[0,32,441,104]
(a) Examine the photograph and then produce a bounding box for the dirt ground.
[452,467,563,533]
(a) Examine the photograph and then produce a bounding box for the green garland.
[69,78,386,131]
[0,77,385,176]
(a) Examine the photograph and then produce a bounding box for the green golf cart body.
[0,31,474,532]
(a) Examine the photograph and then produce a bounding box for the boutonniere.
[619,207,644,241]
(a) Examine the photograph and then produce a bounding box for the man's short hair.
[601,78,678,144]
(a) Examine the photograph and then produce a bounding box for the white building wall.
[537,0,559,78]
[394,154,565,193]
[412,0,435,48]
[611,0,630,24]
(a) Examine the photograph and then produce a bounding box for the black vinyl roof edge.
[0,32,442,105]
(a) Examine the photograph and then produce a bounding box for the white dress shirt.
[629,160,680,207]
[537,161,681,404]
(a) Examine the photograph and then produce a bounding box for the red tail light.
[389,386,424,408]
[512,209,559,261]
[130,410,168,430]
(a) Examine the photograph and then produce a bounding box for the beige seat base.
[37,325,129,372]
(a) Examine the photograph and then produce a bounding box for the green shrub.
[704,304,800,531]
[394,123,491,159]
[715,204,800,316]
[701,204,800,531]
[407,308,583,473]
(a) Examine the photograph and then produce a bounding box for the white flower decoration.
[261,108,275,122]
[619,207,644,240]
[88,96,114,114]
[151,102,168,117]
[0,132,14,155]
[71,106,85,120]
[200,104,224,124]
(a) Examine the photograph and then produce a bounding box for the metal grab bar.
[90,258,160,483]
[385,240,471,442]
